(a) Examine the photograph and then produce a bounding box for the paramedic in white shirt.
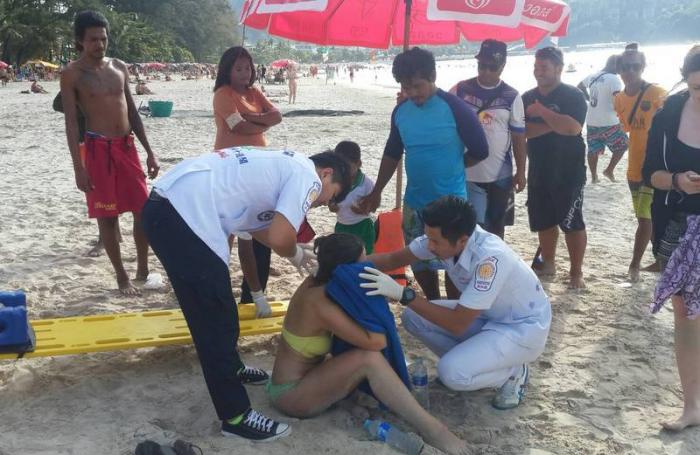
[141,148,351,442]
[577,54,629,183]
[361,195,551,409]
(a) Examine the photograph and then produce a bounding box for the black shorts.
[527,185,585,233]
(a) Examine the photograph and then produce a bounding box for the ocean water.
[346,43,697,94]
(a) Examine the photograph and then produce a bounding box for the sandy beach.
[0,70,698,454]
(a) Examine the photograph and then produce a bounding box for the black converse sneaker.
[238,365,269,385]
[221,408,291,442]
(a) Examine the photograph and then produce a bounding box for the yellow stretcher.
[0,301,288,360]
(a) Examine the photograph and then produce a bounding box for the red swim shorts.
[83,133,148,219]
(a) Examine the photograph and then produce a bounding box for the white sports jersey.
[336,171,374,225]
[409,226,551,349]
[154,148,321,264]
[582,71,623,127]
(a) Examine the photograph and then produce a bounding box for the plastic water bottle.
[410,357,430,410]
[364,419,424,455]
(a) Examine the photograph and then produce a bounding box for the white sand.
[0,74,697,454]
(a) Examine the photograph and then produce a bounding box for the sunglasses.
[620,63,643,72]
[478,62,501,72]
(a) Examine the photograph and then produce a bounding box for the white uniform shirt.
[581,71,623,127]
[409,226,551,349]
[335,171,374,225]
[154,148,321,264]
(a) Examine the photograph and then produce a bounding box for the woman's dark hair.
[312,233,364,284]
[421,196,477,244]
[74,10,109,52]
[392,47,436,83]
[681,45,700,80]
[214,46,256,92]
[334,140,361,164]
[309,150,352,203]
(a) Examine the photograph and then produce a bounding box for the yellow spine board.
[0,301,288,360]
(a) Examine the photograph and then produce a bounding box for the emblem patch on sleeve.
[474,257,498,292]
[302,181,321,213]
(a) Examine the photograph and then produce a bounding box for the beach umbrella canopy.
[241,0,570,49]
[270,58,297,69]
[25,59,59,69]
[0,60,8,69]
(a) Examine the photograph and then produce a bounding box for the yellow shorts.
[628,181,653,220]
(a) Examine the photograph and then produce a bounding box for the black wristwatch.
[399,287,417,306]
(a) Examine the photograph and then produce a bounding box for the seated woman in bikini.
[267,233,468,455]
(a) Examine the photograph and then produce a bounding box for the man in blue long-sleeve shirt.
[358,47,489,300]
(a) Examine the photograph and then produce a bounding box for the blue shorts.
[402,205,444,272]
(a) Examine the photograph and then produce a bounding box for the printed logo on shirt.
[257,210,275,222]
[474,257,498,292]
[283,150,295,157]
[213,149,229,158]
[640,100,651,112]
[302,181,322,213]
[478,111,494,126]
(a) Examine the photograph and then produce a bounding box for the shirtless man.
[61,10,160,295]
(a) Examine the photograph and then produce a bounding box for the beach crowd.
[47,8,700,453]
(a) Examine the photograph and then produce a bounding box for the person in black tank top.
[643,45,700,432]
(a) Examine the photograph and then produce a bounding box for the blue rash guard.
[384,88,489,210]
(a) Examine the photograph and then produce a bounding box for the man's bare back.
[63,58,131,137]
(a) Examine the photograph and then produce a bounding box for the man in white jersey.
[450,40,527,238]
[361,196,551,409]
[142,148,351,442]
[577,54,628,183]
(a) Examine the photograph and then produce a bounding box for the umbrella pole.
[395,0,413,209]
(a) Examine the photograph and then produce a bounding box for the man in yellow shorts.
[614,43,666,282]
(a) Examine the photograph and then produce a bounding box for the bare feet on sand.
[662,408,700,432]
[628,266,641,283]
[568,273,586,290]
[423,427,470,455]
[591,175,599,184]
[85,239,104,257]
[134,269,149,282]
[118,279,141,296]
[532,262,556,278]
[602,168,616,182]
[642,262,661,273]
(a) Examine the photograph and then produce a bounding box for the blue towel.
[325,262,410,397]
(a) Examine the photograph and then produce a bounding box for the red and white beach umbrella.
[270,58,297,69]
[241,0,570,50]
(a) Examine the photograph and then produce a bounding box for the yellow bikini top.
[281,327,332,359]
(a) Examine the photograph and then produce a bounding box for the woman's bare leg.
[274,349,467,454]
[663,296,700,431]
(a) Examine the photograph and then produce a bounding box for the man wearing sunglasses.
[522,47,588,290]
[613,43,667,282]
[449,40,527,239]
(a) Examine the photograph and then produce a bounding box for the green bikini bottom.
[265,379,299,402]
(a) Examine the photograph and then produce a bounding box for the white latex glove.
[234,231,252,241]
[251,290,272,318]
[358,266,404,301]
[287,244,317,277]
